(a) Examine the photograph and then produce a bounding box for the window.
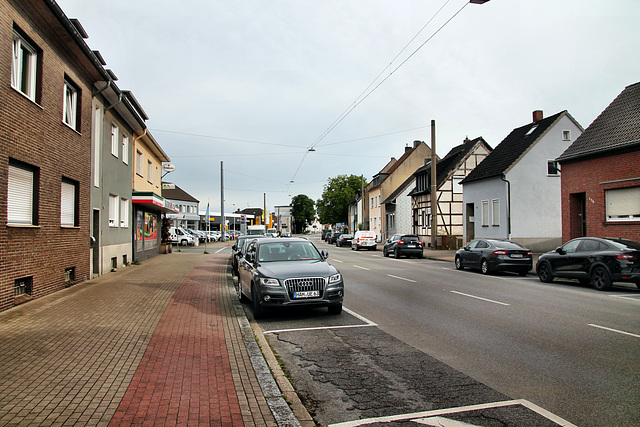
[8,159,38,225]
[11,29,38,101]
[482,200,489,226]
[371,197,374,208]
[120,198,129,228]
[562,130,571,141]
[136,150,143,176]
[109,194,119,227]
[63,78,80,130]
[492,199,500,226]
[110,125,119,157]
[606,187,640,222]
[547,160,560,176]
[147,160,153,183]
[525,124,538,136]
[453,177,463,194]
[61,178,78,227]
[122,135,129,164]
[15,276,33,297]
[65,267,75,285]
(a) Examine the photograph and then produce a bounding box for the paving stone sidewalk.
[0,252,282,426]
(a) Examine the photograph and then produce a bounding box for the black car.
[321,229,331,241]
[336,234,353,247]
[327,230,343,245]
[455,239,532,275]
[383,234,424,258]
[237,238,344,319]
[536,237,640,291]
[231,234,268,276]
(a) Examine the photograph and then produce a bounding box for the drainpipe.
[105,92,124,112]
[501,174,511,239]
[92,79,112,98]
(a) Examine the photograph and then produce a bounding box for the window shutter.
[61,181,75,226]
[606,187,640,218]
[8,164,33,224]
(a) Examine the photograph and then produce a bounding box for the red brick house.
[0,0,108,311]
[557,82,640,242]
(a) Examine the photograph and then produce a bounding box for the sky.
[56,0,640,214]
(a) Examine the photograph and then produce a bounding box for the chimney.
[405,143,411,152]
[413,140,421,148]
[533,110,543,122]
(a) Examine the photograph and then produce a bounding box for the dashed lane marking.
[388,274,416,283]
[353,265,370,271]
[450,290,510,306]
[588,324,640,339]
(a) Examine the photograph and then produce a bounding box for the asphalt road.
[243,236,640,426]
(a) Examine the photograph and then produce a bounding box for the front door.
[92,209,100,276]
[569,193,586,239]
[466,203,475,241]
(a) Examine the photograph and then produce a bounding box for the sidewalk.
[0,249,304,426]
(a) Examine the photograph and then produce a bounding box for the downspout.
[501,174,511,239]
[105,92,124,112]
[92,79,112,98]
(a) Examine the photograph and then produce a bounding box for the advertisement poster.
[145,213,158,247]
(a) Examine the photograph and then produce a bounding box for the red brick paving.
[110,256,243,426]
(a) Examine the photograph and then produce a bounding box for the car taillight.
[526,251,532,256]
[418,241,424,246]
[398,240,404,244]
[616,253,637,260]
[493,250,508,255]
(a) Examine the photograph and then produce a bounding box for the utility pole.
[221,161,225,242]
[430,120,438,249]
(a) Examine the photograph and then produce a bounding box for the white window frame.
[492,199,500,226]
[63,79,78,130]
[120,198,129,228]
[8,161,36,225]
[110,125,119,157]
[136,150,143,176]
[547,160,561,176]
[122,135,129,165]
[482,200,489,227]
[11,30,38,101]
[109,194,119,227]
[605,187,640,222]
[562,130,571,141]
[61,178,77,227]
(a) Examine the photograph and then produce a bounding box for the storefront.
[132,192,177,261]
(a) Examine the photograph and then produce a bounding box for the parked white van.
[169,227,195,246]
[352,230,377,251]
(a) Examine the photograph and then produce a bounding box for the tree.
[316,174,366,226]
[290,194,315,234]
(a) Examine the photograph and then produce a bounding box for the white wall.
[463,177,509,240]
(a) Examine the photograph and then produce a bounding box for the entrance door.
[569,193,586,239]
[92,209,100,275]
[466,203,475,241]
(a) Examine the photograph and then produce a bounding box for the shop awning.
[132,192,178,214]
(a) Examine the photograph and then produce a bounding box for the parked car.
[536,237,640,291]
[352,230,377,251]
[455,239,532,275]
[237,238,344,319]
[321,229,331,241]
[327,230,343,245]
[232,235,268,276]
[336,234,353,247]
[281,232,292,238]
[383,234,424,258]
[168,227,195,246]
[205,231,220,242]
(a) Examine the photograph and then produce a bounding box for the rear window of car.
[607,239,640,251]
[493,241,525,250]
[358,232,375,238]
[401,235,419,242]
[341,235,353,238]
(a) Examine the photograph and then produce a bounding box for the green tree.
[290,194,315,234]
[316,175,366,226]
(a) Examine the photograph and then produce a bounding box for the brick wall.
[0,1,92,312]
[561,150,640,242]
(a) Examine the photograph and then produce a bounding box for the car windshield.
[258,241,321,262]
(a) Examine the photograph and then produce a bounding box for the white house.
[460,110,583,252]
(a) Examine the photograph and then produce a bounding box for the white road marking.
[353,265,370,271]
[387,274,416,283]
[333,259,344,263]
[215,247,226,254]
[413,417,478,426]
[609,294,640,302]
[263,307,377,334]
[588,324,640,339]
[450,291,510,306]
[343,307,377,326]
[328,399,577,427]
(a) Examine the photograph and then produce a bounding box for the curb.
[226,271,314,426]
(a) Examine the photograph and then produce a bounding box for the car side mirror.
[464,246,470,251]
[321,249,329,259]
[555,247,565,254]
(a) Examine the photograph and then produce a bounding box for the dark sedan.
[327,230,343,245]
[336,234,353,247]
[536,237,640,291]
[455,239,532,275]
[237,238,344,319]
[383,234,424,258]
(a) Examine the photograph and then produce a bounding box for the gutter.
[501,174,511,239]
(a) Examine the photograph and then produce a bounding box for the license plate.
[294,291,320,299]
[511,254,523,258]
[408,245,416,248]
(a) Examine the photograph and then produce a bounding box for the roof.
[460,112,565,184]
[368,142,427,189]
[409,137,491,196]
[161,184,199,203]
[557,82,640,162]
[382,174,415,204]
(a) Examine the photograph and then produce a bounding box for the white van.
[169,227,195,246]
[352,230,377,251]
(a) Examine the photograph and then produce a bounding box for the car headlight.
[260,278,280,287]
[328,273,341,284]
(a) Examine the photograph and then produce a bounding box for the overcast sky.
[56,0,640,214]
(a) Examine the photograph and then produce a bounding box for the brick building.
[557,82,640,242]
[0,0,109,310]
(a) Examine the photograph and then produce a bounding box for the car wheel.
[537,262,553,282]
[251,284,265,319]
[328,303,342,315]
[591,266,612,291]
[480,259,490,275]
[455,256,464,270]
[394,248,399,259]
[181,239,187,246]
